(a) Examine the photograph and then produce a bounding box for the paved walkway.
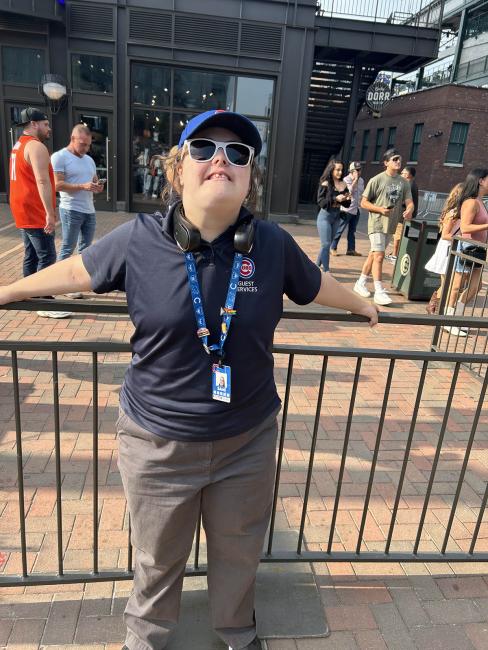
[0,206,487,649]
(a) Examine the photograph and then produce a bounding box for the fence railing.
[417,190,448,220]
[317,0,444,28]
[457,53,488,82]
[0,307,487,587]
[432,236,488,378]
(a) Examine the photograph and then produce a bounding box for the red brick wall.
[352,84,488,194]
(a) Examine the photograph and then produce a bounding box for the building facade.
[352,84,487,194]
[0,0,443,217]
[393,1,488,94]
[0,0,319,218]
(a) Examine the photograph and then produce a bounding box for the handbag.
[462,243,487,262]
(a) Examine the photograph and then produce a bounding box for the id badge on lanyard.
[212,363,231,403]
[184,252,243,403]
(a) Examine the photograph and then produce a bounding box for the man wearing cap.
[330,161,364,257]
[8,107,70,318]
[353,148,414,306]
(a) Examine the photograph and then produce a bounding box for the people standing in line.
[52,124,104,298]
[387,165,419,263]
[0,109,378,650]
[316,159,351,272]
[353,149,414,306]
[424,183,463,315]
[443,168,488,337]
[330,161,364,257]
[8,107,71,319]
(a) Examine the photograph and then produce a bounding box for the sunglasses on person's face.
[390,156,401,162]
[184,138,254,167]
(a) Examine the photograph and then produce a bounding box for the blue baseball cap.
[178,110,262,156]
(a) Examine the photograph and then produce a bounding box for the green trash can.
[391,218,441,300]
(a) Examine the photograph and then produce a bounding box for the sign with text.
[365,81,391,116]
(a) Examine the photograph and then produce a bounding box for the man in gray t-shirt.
[51,125,104,293]
[353,149,413,306]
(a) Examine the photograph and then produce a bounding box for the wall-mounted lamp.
[428,130,443,139]
[39,73,70,114]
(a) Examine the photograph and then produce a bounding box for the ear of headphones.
[174,209,201,252]
[173,205,255,254]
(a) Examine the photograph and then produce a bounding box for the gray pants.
[117,408,279,650]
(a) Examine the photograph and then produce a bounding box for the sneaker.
[346,250,362,256]
[374,289,393,306]
[443,325,467,337]
[65,292,83,299]
[229,636,263,650]
[36,310,72,319]
[330,249,338,256]
[353,281,371,298]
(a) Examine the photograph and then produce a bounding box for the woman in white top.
[425,183,462,314]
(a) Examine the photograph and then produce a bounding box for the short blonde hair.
[72,124,91,138]
[161,144,262,211]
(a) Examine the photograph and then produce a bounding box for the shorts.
[393,221,404,242]
[369,232,391,252]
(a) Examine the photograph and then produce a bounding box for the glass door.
[73,110,114,211]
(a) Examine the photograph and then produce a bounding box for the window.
[173,70,234,111]
[374,128,384,162]
[349,131,356,161]
[133,64,171,107]
[71,54,113,93]
[172,112,195,145]
[387,127,396,149]
[409,123,423,162]
[446,122,469,164]
[2,47,45,85]
[130,63,274,212]
[235,77,273,117]
[132,110,170,201]
[360,130,370,161]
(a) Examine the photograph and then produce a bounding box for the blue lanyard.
[184,251,243,358]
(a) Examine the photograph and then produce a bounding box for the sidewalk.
[0,205,487,649]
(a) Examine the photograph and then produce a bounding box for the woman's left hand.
[355,303,379,327]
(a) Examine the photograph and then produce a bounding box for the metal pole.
[105,138,110,201]
[415,66,425,91]
[451,8,468,82]
[342,60,362,167]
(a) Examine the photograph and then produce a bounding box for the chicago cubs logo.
[400,254,411,277]
[240,257,255,279]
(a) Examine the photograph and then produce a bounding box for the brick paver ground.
[0,205,487,649]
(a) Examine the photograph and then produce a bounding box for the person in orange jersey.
[8,107,70,318]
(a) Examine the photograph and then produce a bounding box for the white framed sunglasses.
[184,138,255,167]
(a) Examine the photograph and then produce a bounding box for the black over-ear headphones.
[173,204,255,254]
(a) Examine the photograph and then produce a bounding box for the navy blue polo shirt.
[81,204,321,441]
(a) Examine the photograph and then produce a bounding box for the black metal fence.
[317,0,444,28]
[432,237,488,378]
[0,306,487,587]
